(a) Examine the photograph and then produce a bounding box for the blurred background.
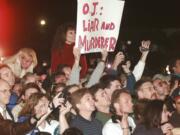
[0,0,180,75]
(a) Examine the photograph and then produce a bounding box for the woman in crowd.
[3,48,38,78]
[51,23,87,77]
[133,100,173,135]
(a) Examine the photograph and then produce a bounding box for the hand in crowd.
[112,51,125,70]
[122,60,131,74]
[139,40,151,53]
[101,49,108,61]
[59,101,72,116]
[52,92,65,108]
[73,47,81,62]
[161,123,173,135]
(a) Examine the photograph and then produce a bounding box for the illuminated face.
[20,53,33,69]
[105,80,121,100]
[0,67,15,86]
[62,67,71,79]
[153,79,170,97]
[115,93,133,114]
[65,29,76,44]
[94,89,111,108]
[173,59,180,74]
[77,93,95,113]
[174,98,180,113]
[0,81,11,105]
[34,97,49,117]
[138,82,157,100]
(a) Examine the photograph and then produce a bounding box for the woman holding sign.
[51,23,87,78]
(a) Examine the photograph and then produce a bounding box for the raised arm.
[133,40,150,81]
[86,49,108,87]
[67,47,81,85]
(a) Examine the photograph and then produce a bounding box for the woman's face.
[65,29,76,44]
[34,97,49,117]
[20,53,33,69]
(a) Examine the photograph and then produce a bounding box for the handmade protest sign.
[75,0,125,54]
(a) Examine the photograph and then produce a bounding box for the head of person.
[135,78,157,100]
[110,89,133,116]
[53,71,67,84]
[63,84,80,94]
[100,75,121,100]
[89,83,111,110]
[0,79,11,106]
[169,56,180,74]
[19,48,37,70]
[0,64,15,87]
[57,64,72,80]
[171,87,180,114]
[70,88,95,114]
[134,99,149,124]
[19,93,49,117]
[52,23,76,50]
[153,78,170,100]
[21,72,38,85]
[62,127,83,135]
[53,83,66,95]
[153,74,171,97]
[143,100,171,129]
[20,82,41,101]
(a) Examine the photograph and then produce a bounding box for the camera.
[58,90,70,106]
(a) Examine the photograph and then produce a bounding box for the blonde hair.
[20,48,38,67]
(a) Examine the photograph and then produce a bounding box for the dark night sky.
[1,0,180,75]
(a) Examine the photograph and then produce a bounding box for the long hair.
[51,23,75,51]
[143,100,164,129]
[19,93,47,117]
[20,48,38,67]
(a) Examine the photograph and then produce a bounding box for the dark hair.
[89,83,104,100]
[57,64,70,73]
[143,100,164,129]
[169,56,180,73]
[70,88,91,114]
[134,78,152,92]
[100,74,119,89]
[19,93,48,117]
[20,82,41,97]
[62,127,83,135]
[52,23,75,51]
[134,99,149,124]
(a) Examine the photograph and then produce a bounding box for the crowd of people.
[0,23,179,135]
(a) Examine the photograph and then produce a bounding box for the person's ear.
[137,90,143,99]
[173,103,177,109]
[76,103,81,109]
[114,102,119,110]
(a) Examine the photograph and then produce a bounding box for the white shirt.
[0,106,12,120]
[102,117,136,135]
[38,120,59,135]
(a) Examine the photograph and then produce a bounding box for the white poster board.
[75,0,125,54]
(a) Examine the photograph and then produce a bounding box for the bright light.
[166,65,171,74]
[42,62,47,67]
[127,40,132,45]
[40,19,46,26]
[107,64,112,69]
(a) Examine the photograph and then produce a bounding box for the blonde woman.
[3,48,38,78]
